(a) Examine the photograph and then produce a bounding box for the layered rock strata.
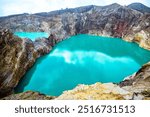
[0,4,150,49]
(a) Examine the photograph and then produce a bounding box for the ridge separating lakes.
[14,32,150,96]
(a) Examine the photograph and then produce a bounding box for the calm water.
[15,34,150,96]
[14,32,49,41]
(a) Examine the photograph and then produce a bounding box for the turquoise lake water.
[15,33,150,96]
[14,32,49,41]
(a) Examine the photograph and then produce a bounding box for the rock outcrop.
[119,62,150,100]
[55,83,131,100]
[2,91,55,100]
[0,3,150,49]
[0,29,53,98]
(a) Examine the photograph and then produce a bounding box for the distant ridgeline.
[128,3,150,13]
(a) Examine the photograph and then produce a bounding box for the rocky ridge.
[128,3,150,13]
[0,3,150,49]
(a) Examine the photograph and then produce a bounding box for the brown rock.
[2,91,55,100]
[0,29,52,98]
[120,62,150,99]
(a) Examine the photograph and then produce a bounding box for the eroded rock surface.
[2,91,55,100]
[120,62,150,99]
[55,83,131,100]
[0,29,53,98]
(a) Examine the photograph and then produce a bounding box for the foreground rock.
[2,91,55,100]
[55,83,131,100]
[120,62,150,100]
[2,83,129,100]
[0,29,53,98]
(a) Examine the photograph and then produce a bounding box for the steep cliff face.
[0,29,52,97]
[0,3,150,49]
[120,62,150,99]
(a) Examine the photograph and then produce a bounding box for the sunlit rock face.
[0,29,52,97]
[15,34,150,96]
[55,83,131,100]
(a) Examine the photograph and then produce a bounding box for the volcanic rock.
[0,3,150,49]
[0,29,53,98]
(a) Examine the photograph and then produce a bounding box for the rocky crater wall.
[0,4,150,49]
